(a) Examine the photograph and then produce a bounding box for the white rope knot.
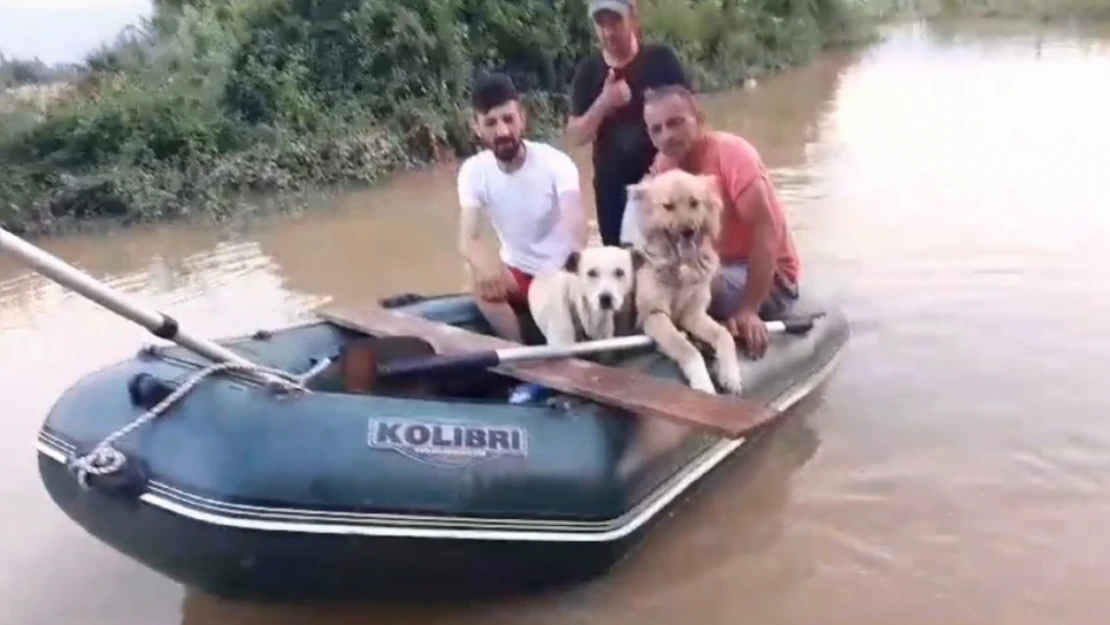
[69,445,128,488]
[67,358,325,488]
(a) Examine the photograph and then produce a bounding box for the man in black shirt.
[566,0,692,246]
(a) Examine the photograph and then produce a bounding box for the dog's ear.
[620,242,645,269]
[562,250,580,273]
[626,183,647,204]
[627,183,654,221]
[627,246,647,271]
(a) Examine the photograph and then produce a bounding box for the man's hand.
[473,259,519,303]
[601,69,631,110]
[458,198,520,303]
[726,309,768,359]
[565,68,630,146]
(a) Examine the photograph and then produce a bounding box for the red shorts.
[506,265,534,304]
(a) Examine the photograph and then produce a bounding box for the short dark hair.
[643,83,698,107]
[471,73,519,113]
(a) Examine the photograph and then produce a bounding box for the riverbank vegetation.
[883,0,1110,20]
[955,0,1110,19]
[0,0,880,235]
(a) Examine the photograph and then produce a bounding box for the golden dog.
[614,169,745,478]
[625,169,743,396]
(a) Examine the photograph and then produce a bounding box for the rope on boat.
[68,359,327,489]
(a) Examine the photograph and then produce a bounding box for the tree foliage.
[0,0,874,235]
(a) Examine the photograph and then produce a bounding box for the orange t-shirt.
[650,131,800,284]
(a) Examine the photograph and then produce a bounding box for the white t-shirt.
[457,140,582,275]
[619,194,645,246]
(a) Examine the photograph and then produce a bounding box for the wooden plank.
[317,304,781,439]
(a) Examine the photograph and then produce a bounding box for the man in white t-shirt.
[457,73,588,342]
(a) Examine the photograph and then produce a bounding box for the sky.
[0,0,152,65]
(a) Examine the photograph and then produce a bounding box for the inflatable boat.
[33,289,849,602]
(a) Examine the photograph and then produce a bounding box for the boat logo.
[367,418,528,467]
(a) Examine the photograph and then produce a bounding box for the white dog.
[528,245,641,346]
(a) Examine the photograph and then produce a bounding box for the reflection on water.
[4,18,1110,625]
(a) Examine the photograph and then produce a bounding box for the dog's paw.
[714,360,745,395]
[687,369,718,395]
[680,356,717,395]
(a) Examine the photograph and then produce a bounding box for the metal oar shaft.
[0,227,288,386]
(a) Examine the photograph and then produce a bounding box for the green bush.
[0,0,876,236]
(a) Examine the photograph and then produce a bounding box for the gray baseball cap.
[589,0,633,18]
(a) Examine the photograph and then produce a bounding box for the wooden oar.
[375,315,823,378]
[0,226,291,387]
[317,305,792,438]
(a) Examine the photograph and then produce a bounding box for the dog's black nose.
[680,227,696,240]
[598,293,614,310]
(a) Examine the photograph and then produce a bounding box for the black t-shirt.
[570,43,691,186]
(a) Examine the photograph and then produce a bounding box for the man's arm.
[458,179,514,302]
[456,160,488,269]
[566,98,614,148]
[552,152,588,248]
[559,190,588,248]
[732,176,779,315]
[565,60,613,147]
[457,200,487,269]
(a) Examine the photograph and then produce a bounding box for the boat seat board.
[316,304,781,439]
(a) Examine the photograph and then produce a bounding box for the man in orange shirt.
[628,84,801,359]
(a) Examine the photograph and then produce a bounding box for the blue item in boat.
[508,382,554,405]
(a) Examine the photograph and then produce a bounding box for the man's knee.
[707,264,749,321]
[469,279,506,305]
[759,290,797,320]
[708,263,799,320]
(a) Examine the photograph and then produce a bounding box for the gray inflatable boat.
[34,291,849,602]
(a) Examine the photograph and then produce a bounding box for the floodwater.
[4,18,1110,625]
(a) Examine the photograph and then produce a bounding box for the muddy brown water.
[4,18,1110,625]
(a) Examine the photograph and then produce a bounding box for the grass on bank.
[0,0,880,236]
[876,0,1110,21]
[946,0,1110,19]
